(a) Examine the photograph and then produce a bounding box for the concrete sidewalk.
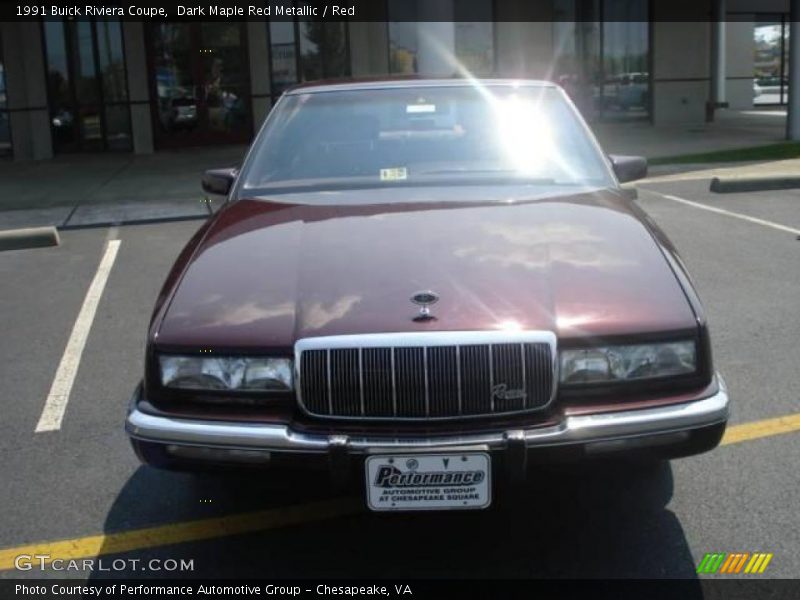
[0,145,245,229]
[595,108,787,158]
[0,108,795,231]
[642,157,800,183]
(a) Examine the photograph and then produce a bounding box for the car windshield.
[241,83,614,194]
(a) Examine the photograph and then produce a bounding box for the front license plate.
[365,452,491,511]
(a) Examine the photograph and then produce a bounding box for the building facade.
[0,0,792,160]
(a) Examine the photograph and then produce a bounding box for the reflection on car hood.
[155,187,697,349]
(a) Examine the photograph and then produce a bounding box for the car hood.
[154,187,697,349]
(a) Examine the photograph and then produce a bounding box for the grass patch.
[650,142,800,165]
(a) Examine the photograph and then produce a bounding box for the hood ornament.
[411,290,439,322]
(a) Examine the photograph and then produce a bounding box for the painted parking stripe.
[650,191,800,236]
[721,412,800,446]
[35,239,121,432]
[0,411,798,569]
[0,497,361,571]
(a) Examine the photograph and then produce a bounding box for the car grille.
[296,331,556,420]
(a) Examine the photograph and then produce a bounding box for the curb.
[59,213,208,231]
[0,226,60,252]
[710,176,800,193]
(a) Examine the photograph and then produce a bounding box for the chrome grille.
[296,332,556,420]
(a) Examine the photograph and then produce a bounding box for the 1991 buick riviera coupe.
[126,79,729,511]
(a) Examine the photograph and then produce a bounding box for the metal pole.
[709,0,727,120]
[711,0,726,104]
[787,0,800,139]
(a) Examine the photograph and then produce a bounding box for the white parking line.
[652,191,800,236]
[35,239,121,433]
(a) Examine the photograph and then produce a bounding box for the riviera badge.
[411,290,439,322]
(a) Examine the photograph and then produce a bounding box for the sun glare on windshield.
[492,93,556,176]
[242,83,612,192]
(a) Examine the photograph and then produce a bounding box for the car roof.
[284,77,558,95]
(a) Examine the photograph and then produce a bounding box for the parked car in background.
[163,96,198,131]
[755,75,786,90]
[126,79,729,512]
[598,72,649,111]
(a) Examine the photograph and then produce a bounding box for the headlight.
[159,356,293,391]
[560,341,696,384]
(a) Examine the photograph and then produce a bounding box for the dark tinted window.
[96,20,128,102]
[268,17,350,103]
[43,19,132,152]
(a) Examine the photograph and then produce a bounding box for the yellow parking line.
[1,413,799,571]
[721,413,800,446]
[0,497,362,571]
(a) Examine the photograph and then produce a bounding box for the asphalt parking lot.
[0,178,798,580]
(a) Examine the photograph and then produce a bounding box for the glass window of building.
[298,22,323,81]
[268,10,350,103]
[553,0,601,117]
[269,20,298,97]
[600,0,649,122]
[388,0,495,76]
[754,17,788,106]
[43,20,72,148]
[388,2,418,74]
[147,22,251,148]
[96,20,131,150]
[201,23,251,136]
[783,20,790,104]
[0,31,11,156]
[72,20,102,147]
[454,0,494,74]
[553,0,649,122]
[43,19,131,152]
[783,20,790,105]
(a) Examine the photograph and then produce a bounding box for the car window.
[241,84,614,194]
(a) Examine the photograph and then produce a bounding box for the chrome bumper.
[126,376,729,455]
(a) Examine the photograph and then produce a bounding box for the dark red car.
[126,79,729,511]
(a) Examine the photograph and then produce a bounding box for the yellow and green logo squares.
[697,552,773,574]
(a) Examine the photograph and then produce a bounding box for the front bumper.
[126,375,729,466]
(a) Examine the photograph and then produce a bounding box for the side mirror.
[202,167,237,196]
[609,155,647,183]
